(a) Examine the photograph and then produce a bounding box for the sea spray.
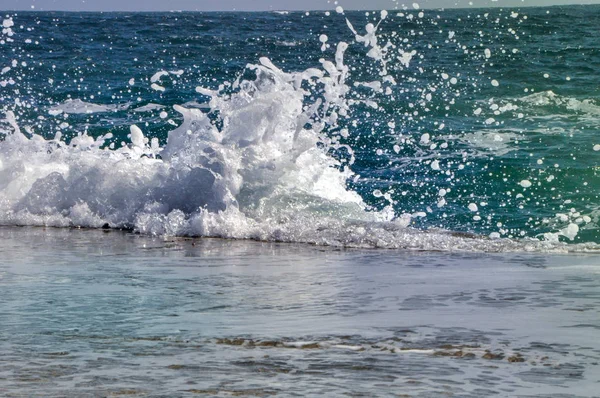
[0,16,379,241]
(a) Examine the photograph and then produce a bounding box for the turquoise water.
[0,6,599,249]
[1,227,599,396]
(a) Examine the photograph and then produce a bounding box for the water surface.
[1,227,599,396]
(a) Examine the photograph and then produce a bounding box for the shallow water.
[1,227,599,397]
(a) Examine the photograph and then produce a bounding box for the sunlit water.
[1,7,600,248]
[1,5,600,396]
[1,227,599,397]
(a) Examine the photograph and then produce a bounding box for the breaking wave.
[0,11,599,253]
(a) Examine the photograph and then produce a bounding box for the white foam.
[150,70,169,83]
[133,103,165,112]
[517,90,600,116]
[276,40,298,47]
[151,83,166,92]
[0,47,387,244]
[48,99,127,115]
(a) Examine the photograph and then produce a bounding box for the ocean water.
[1,6,599,250]
[1,227,599,397]
[1,4,600,397]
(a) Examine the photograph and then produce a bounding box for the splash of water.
[0,11,598,252]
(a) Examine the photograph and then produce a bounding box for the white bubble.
[593,144,600,151]
[491,79,499,87]
[468,203,478,212]
[335,6,344,13]
[2,18,14,28]
[519,180,532,188]
[412,3,420,9]
[561,223,579,240]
